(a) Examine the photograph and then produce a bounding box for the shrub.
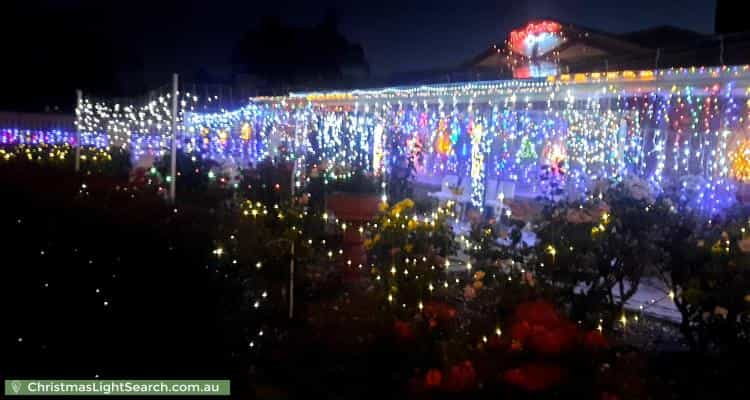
[657,205,750,352]
[521,178,668,328]
[366,199,456,315]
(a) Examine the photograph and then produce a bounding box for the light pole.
[75,90,82,172]
[169,73,178,203]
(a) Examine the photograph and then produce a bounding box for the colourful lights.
[28,64,748,215]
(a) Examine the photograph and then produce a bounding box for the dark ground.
[2,161,750,399]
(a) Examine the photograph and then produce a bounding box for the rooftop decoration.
[508,20,565,58]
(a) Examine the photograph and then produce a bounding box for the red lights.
[509,20,564,57]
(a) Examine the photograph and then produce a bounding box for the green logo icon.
[11,380,22,394]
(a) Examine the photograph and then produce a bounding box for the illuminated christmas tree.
[517,135,537,161]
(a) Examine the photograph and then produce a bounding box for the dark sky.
[2,0,716,110]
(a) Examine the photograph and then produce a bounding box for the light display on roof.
[509,20,565,58]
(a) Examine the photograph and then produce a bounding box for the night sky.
[2,0,716,110]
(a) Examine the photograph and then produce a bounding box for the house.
[392,1,750,84]
[464,20,741,79]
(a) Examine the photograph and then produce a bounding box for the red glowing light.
[509,21,564,58]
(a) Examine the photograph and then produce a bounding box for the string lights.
[39,64,750,214]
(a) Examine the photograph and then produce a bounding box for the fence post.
[289,241,295,320]
[170,74,179,203]
[75,90,82,172]
[289,157,299,320]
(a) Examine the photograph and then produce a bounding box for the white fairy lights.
[55,65,750,214]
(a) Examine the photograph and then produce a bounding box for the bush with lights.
[525,178,669,329]
[365,199,456,311]
[459,216,542,335]
[1,143,131,179]
[655,203,750,353]
[152,150,233,203]
[238,158,293,206]
[210,195,343,350]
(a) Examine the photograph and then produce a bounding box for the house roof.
[459,19,750,79]
[619,25,711,49]
[466,20,653,69]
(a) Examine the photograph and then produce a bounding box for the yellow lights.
[547,68,658,84]
[730,139,750,182]
[304,92,354,102]
[495,327,502,336]
[240,123,252,141]
[546,245,557,257]
[607,72,620,80]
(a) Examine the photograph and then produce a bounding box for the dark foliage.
[327,171,380,195]
[233,11,369,93]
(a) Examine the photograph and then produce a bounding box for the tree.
[1,4,143,112]
[233,11,369,93]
